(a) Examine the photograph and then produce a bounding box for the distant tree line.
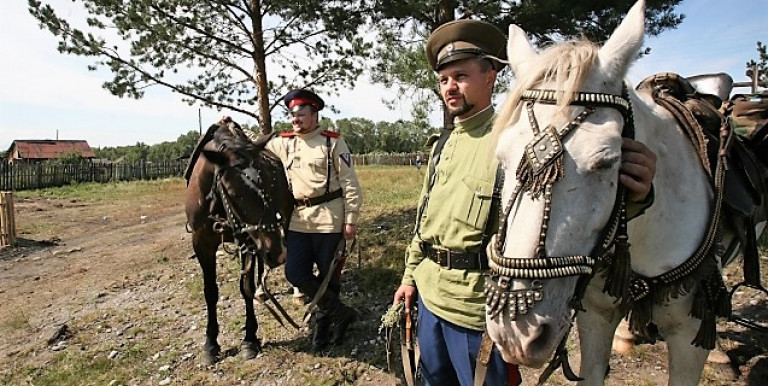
[93,131,200,163]
[93,118,435,162]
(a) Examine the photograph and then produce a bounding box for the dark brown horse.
[184,121,293,364]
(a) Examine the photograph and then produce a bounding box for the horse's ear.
[598,0,645,80]
[252,132,276,150]
[202,149,229,166]
[507,24,536,76]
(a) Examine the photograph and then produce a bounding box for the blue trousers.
[417,297,521,386]
[284,231,343,289]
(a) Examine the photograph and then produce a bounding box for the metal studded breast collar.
[485,85,635,320]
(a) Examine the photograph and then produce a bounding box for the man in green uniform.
[266,89,363,351]
[392,20,657,385]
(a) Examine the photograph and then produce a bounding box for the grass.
[0,309,33,333]
[15,178,182,201]
[356,165,424,208]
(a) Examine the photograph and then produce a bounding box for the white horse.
[485,1,738,384]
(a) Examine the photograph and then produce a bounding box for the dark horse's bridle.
[211,149,299,329]
[484,86,635,384]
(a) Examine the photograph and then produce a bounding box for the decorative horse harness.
[483,84,732,385]
[486,86,635,320]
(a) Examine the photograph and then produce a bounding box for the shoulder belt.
[321,130,340,138]
[415,128,452,236]
[425,133,440,147]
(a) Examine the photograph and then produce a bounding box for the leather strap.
[421,242,488,270]
[400,309,418,386]
[302,238,353,324]
[415,128,452,236]
[473,331,494,386]
[294,188,342,207]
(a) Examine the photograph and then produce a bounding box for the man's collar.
[454,104,493,124]
[296,126,321,138]
[453,105,494,132]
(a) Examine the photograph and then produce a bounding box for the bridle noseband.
[485,85,635,320]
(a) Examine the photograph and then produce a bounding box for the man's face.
[290,105,318,134]
[438,59,496,120]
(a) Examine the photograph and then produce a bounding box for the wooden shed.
[6,140,96,163]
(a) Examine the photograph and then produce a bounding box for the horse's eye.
[589,155,620,171]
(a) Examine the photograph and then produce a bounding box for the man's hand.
[343,223,357,240]
[393,284,417,311]
[620,138,656,202]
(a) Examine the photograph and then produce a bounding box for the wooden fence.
[0,153,428,192]
[0,191,15,247]
[352,152,428,166]
[0,160,188,191]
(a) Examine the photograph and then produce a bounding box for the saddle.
[637,72,768,287]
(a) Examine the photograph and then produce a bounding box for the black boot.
[299,280,334,351]
[311,309,331,351]
[330,303,358,345]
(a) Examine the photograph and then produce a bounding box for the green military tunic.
[402,106,499,331]
[400,105,655,332]
[266,127,362,233]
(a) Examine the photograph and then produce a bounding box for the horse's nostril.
[529,323,552,349]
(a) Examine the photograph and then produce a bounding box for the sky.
[1,0,766,151]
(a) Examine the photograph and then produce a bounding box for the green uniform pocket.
[452,175,493,230]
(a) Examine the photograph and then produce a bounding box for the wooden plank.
[0,191,16,247]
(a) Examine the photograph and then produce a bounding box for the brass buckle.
[299,197,312,207]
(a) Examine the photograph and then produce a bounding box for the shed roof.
[10,140,96,159]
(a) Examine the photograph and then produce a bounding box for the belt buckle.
[300,197,312,207]
[439,248,451,269]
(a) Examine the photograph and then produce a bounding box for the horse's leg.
[576,277,625,386]
[653,295,709,386]
[195,230,222,365]
[239,248,261,359]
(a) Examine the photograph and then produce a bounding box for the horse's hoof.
[201,342,221,365]
[611,337,635,356]
[707,349,731,364]
[240,341,261,359]
[254,286,268,304]
[202,349,220,366]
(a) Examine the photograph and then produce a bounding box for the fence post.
[0,191,16,248]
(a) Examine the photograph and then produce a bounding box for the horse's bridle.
[213,154,285,238]
[485,85,636,320]
[210,151,301,330]
[482,85,636,385]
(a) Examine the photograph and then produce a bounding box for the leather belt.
[294,189,342,207]
[420,242,488,270]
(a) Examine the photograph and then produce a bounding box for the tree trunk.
[437,0,457,129]
[251,0,272,134]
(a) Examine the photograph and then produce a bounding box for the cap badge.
[446,43,454,52]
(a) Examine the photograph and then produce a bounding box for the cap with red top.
[283,89,325,112]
